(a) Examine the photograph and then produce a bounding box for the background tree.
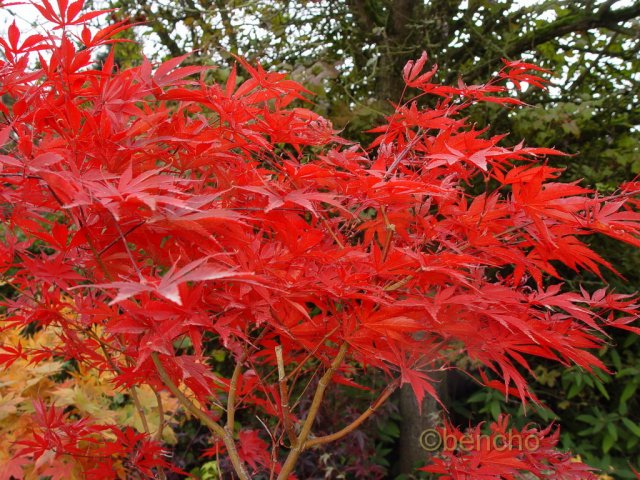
[103,1,639,135]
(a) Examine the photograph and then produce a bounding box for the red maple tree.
[1,1,640,478]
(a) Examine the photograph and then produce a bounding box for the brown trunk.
[373,0,422,101]
[392,370,448,476]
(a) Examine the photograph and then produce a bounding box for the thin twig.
[276,342,349,480]
[97,221,146,256]
[275,345,297,446]
[284,325,339,384]
[305,379,399,448]
[151,353,250,480]
[384,128,424,179]
[226,351,244,434]
[379,205,394,262]
[153,389,165,442]
[91,331,154,440]
[130,386,151,435]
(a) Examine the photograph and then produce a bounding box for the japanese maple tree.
[2,1,640,479]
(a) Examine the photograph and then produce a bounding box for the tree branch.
[507,3,640,59]
[275,345,297,446]
[151,353,250,480]
[226,352,243,434]
[276,342,349,480]
[305,378,399,448]
[456,2,640,83]
[215,0,239,56]
[138,2,183,58]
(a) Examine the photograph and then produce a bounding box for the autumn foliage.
[2,1,640,479]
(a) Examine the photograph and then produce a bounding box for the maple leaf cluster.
[420,415,597,479]
[0,321,180,479]
[1,1,640,478]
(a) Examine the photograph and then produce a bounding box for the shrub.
[2,2,640,478]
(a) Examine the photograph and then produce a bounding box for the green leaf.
[621,418,640,436]
[617,367,639,378]
[610,349,622,372]
[602,433,615,454]
[211,349,226,362]
[594,379,609,399]
[567,381,583,399]
[534,405,557,422]
[576,414,597,423]
[489,401,501,421]
[619,400,628,416]
[620,383,637,404]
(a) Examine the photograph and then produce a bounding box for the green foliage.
[449,333,640,479]
[190,460,221,480]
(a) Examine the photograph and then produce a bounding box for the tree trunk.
[392,371,448,476]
